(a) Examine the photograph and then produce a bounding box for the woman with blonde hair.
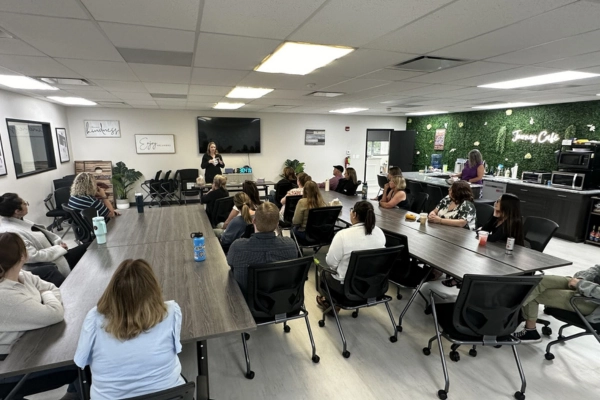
[201,174,229,218]
[201,141,225,183]
[68,172,119,218]
[292,181,327,240]
[280,172,312,219]
[335,167,359,196]
[74,259,184,399]
[219,192,255,249]
[379,175,410,209]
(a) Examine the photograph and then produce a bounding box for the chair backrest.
[81,207,99,227]
[523,216,559,252]
[53,178,73,190]
[61,203,94,243]
[163,170,171,181]
[154,170,163,181]
[124,382,195,400]
[406,181,423,195]
[53,187,72,211]
[425,185,443,213]
[242,223,254,238]
[246,256,313,318]
[304,206,343,245]
[212,196,234,226]
[453,275,542,339]
[177,169,199,195]
[343,245,404,301]
[282,195,302,223]
[382,231,413,285]
[410,192,429,213]
[275,181,296,206]
[475,203,494,229]
[377,174,388,189]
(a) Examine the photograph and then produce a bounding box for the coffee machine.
[454,158,467,174]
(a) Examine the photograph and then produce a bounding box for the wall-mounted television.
[197,117,261,154]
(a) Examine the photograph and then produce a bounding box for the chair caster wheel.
[352,311,359,318]
[245,371,255,380]
[244,333,250,340]
[449,351,460,362]
[312,355,320,363]
[541,326,552,336]
[437,389,448,399]
[342,350,351,358]
[397,294,403,300]
[318,320,325,327]
[423,348,431,356]
[284,325,291,333]
[545,352,555,360]
[469,349,477,357]
[450,344,459,351]
[514,391,525,400]
[424,306,432,315]
[494,345,502,348]
[389,336,398,343]
[397,325,403,332]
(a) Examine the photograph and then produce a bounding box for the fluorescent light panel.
[256,42,354,75]
[479,71,599,89]
[0,75,58,90]
[405,111,448,116]
[472,102,539,110]
[213,102,245,110]
[226,86,273,99]
[47,96,97,105]
[329,108,368,114]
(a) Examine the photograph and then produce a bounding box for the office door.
[389,130,416,172]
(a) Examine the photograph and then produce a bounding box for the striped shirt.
[68,195,109,217]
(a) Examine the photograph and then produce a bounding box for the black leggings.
[23,264,65,287]
[63,243,90,269]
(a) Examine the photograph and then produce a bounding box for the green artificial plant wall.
[408,100,600,173]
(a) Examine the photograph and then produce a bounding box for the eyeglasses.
[22,201,29,206]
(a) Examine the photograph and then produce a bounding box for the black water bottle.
[135,193,144,213]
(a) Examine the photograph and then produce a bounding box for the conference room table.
[194,180,276,201]
[0,204,256,400]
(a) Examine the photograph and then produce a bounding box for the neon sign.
[511,130,560,144]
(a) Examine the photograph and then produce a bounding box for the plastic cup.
[443,164,448,172]
[478,231,489,246]
[419,213,427,224]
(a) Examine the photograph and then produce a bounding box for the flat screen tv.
[197,117,261,154]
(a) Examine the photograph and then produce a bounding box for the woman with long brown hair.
[220,192,255,249]
[292,181,327,240]
[221,181,263,229]
[201,141,225,183]
[335,167,359,196]
[478,193,525,246]
[74,259,184,399]
[428,181,476,230]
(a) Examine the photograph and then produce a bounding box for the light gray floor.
[31,228,599,400]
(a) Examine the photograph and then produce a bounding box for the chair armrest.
[313,258,338,275]
[571,295,600,308]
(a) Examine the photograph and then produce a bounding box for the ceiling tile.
[200,0,325,39]
[404,62,520,84]
[191,68,248,85]
[143,82,189,95]
[186,102,215,109]
[194,33,280,70]
[92,80,147,92]
[0,38,45,56]
[187,94,222,102]
[112,92,153,100]
[129,64,191,84]
[538,51,600,70]
[322,78,390,93]
[0,13,122,61]
[64,89,121,100]
[0,0,88,19]
[189,85,231,96]
[0,55,81,77]
[290,0,454,47]
[323,49,415,78]
[359,69,427,81]
[125,100,157,106]
[99,22,196,53]
[57,59,137,80]
[449,66,562,87]
[263,90,313,99]
[81,0,200,31]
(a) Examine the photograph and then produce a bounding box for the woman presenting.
[201,141,225,183]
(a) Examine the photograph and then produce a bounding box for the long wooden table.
[194,181,276,201]
[0,205,255,400]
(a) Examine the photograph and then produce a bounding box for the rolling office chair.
[425,185,444,213]
[410,192,429,214]
[61,204,95,244]
[274,180,297,209]
[376,174,388,197]
[406,181,423,196]
[211,196,234,227]
[44,187,72,234]
[279,195,302,228]
[123,382,196,400]
[475,203,494,227]
[176,169,200,204]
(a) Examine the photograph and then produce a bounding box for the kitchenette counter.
[483,176,600,195]
[402,171,483,189]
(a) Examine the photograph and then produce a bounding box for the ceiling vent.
[390,56,469,72]
[38,77,92,86]
[306,91,345,98]
[150,93,187,99]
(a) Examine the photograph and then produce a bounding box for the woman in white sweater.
[0,232,80,400]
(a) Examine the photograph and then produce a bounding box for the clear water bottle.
[362,181,368,200]
[191,232,206,262]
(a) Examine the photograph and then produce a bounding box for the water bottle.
[93,216,107,245]
[362,181,368,200]
[135,193,144,213]
[191,232,206,262]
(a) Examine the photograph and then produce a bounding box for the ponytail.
[364,208,375,235]
[240,203,253,224]
[352,200,377,235]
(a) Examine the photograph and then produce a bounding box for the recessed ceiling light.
[308,91,345,97]
[472,102,539,110]
[39,77,91,86]
[0,75,58,90]
[478,71,600,89]
[256,42,354,75]
[47,96,97,105]
[213,102,245,110]
[226,87,274,99]
[329,108,368,114]
[405,111,448,116]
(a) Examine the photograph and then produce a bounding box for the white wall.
[66,108,406,197]
[0,89,71,223]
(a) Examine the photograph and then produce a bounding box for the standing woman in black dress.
[201,141,225,183]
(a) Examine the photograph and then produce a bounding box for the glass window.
[366,140,389,156]
[6,119,56,179]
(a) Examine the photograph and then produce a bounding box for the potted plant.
[279,159,305,178]
[111,161,143,209]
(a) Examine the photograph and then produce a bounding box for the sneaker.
[514,328,542,344]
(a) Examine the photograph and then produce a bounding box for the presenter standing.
[201,141,225,183]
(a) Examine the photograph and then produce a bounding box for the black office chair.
[61,204,95,244]
[44,187,72,234]
[426,185,444,213]
[0,369,80,400]
[274,181,297,209]
[141,170,165,207]
[241,257,319,379]
[53,178,74,190]
[523,216,559,252]
[241,223,254,238]
[475,203,494,228]
[176,169,200,204]
[318,246,404,358]
[161,170,181,205]
[376,174,388,197]
[211,196,234,227]
[422,274,542,400]
[279,195,302,228]
[124,382,195,400]
[410,192,429,214]
[406,181,423,195]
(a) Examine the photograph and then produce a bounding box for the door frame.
[364,129,393,182]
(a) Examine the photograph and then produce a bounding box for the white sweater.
[0,271,64,354]
[0,216,69,276]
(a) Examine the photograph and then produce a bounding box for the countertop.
[402,171,483,189]
[483,176,600,195]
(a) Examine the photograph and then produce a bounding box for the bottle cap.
[190,232,204,238]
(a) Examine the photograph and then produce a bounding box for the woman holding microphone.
[201,141,225,184]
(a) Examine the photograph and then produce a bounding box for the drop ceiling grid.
[98,22,196,53]
[0,0,89,19]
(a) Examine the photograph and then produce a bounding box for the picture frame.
[85,120,121,137]
[6,118,57,179]
[135,134,176,154]
[434,128,446,150]
[55,127,70,163]
[305,129,325,145]
[0,135,6,176]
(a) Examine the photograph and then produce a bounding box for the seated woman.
[0,192,88,281]
[74,259,185,399]
[454,149,484,185]
[280,172,311,219]
[221,181,263,229]
[428,181,476,230]
[68,172,119,218]
[220,192,255,249]
[201,174,229,217]
[335,167,359,196]
[271,166,297,206]
[478,193,525,245]
[292,181,327,241]
[316,201,385,307]
[379,176,410,210]
[372,166,402,201]
[0,232,79,400]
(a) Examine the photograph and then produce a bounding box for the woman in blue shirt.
[74,259,185,399]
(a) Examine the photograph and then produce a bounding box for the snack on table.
[405,213,417,221]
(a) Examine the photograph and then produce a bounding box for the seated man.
[227,202,297,296]
[516,265,600,343]
[318,165,344,191]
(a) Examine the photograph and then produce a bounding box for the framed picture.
[135,134,176,154]
[0,135,6,176]
[55,127,70,163]
[85,120,121,137]
[305,129,325,145]
[6,119,56,179]
[434,128,446,150]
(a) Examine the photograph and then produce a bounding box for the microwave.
[557,150,600,171]
[521,171,551,184]
[550,171,600,190]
